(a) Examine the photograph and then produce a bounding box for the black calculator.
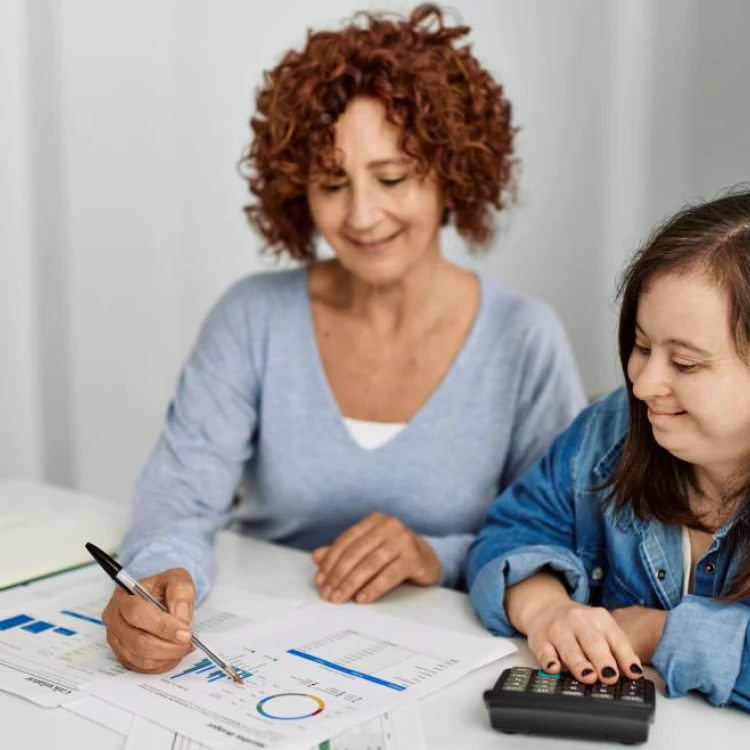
[483,667,656,744]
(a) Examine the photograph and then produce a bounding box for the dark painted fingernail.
[630,663,643,675]
[546,660,557,670]
[602,666,617,679]
[581,668,594,677]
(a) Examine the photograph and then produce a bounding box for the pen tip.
[231,671,244,685]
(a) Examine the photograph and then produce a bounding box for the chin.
[342,255,412,286]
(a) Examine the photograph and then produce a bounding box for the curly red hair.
[241,4,517,261]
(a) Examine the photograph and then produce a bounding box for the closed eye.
[320,183,347,193]
[674,362,698,374]
[380,177,406,187]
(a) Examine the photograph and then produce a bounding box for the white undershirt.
[343,417,407,450]
[681,526,691,597]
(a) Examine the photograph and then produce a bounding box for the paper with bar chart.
[0,583,301,708]
[86,603,514,750]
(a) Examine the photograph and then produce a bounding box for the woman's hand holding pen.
[101,568,196,674]
[311,512,442,604]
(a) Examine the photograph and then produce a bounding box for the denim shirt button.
[591,567,604,581]
[704,562,716,575]
[656,569,667,581]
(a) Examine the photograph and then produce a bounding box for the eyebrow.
[635,324,714,357]
[366,157,410,169]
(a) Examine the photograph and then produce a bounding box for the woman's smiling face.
[627,269,750,481]
[306,97,446,286]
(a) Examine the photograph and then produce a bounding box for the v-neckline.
[299,268,487,453]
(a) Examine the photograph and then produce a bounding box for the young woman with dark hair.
[467,188,750,712]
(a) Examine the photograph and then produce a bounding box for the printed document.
[87,602,514,749]
[0,581,300,707]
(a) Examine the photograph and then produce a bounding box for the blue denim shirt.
[466,387,750,712]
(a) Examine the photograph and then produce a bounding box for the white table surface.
[1,480,747,748]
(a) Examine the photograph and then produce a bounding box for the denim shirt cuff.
[652,595,749,706]
[469,545,590,636]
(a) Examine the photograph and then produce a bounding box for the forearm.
[506,569,572,634]
[421,533,475,589]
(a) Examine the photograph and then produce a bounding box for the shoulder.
[563,388,630,480]
[193,267,306,362]
[478,278,569,345]
[216,267,306,311]
[206,267,306,328]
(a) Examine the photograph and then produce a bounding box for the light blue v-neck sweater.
[119,268,586,602]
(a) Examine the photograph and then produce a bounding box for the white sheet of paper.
[124,703,426,750]
[66,695,136,736]
[86,602,514,750]
[0,583,302,707]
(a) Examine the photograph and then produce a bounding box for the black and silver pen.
[85,542,244,685]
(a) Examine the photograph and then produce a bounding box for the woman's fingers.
[530,639,562,675]
[107,627,181,673]
[547,625,599,683]
[605,626,643,680]
[101,568,196,674]
[321,520,403,598]
[110,602,192,663]
[326,543,402,603]
[353,558,410,603]
[316,514,383,579]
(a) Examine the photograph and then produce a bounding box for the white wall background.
[2,0,749,502]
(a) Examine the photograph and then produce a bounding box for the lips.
[347,230,401,254]
[647,407,687,419]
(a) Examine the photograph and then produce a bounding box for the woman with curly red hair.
[104,4,584,674]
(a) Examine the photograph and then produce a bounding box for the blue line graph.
[60,610,104,626]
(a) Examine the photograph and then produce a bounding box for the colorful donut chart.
[256,692,325,720]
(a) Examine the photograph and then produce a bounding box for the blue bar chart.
[0,612,94,637]
[171,657,252,683]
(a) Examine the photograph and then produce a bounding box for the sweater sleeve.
[430,302,586,589]
[501,300,587,487]
[118,279,262,604]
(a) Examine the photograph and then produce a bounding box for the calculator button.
[560,689,585,697]
[531,684,557,693]
[619,694,645,702]
[590,684,616,699]
[509,667,534,676]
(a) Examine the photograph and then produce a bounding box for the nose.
[345,181,381,233]
[630,351,671,402]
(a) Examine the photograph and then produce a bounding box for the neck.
[336,254,455,335]
[692,463,742,526]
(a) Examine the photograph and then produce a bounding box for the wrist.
[415,536,443,585]
[506,572,572,634]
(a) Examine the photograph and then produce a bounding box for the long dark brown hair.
[608,187,750,601]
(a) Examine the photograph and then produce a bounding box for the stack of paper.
[0,568,516,749]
